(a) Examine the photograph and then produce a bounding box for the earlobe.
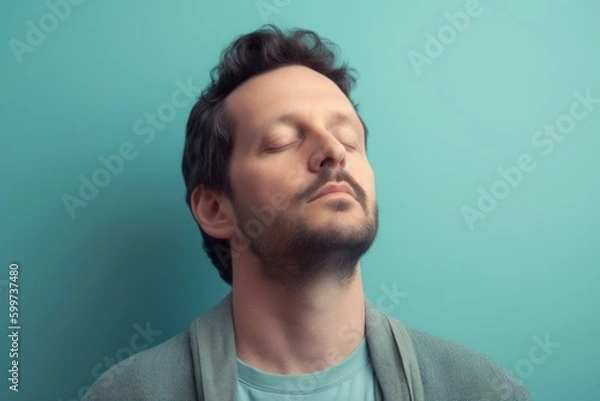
[191,185,234,239]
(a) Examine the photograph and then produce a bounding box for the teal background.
[1,0,599,400]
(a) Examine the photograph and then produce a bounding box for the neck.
[232,261,366,375]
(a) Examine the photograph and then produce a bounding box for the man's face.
[223,65,379,288]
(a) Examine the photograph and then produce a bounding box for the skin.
[191,65,379,375]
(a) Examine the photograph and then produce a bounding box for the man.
[83,25,532,400]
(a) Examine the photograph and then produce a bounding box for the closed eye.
[264,141,356,153]
[265,142,296,153]
[264,143,293,153]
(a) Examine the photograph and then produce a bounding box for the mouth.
[309,183,356,202]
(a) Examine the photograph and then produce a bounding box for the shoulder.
[405,326,532,401]
[82,330,197,401]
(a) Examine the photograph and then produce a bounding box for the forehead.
[223,65,357,147]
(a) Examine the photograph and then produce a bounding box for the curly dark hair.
[181,24,369,286]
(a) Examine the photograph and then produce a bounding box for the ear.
[190,184,235,240]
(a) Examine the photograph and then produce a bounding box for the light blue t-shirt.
[237,337,377,400]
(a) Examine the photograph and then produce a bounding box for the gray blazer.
[83,292,531,400]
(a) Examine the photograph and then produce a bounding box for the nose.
[308,130,348,173]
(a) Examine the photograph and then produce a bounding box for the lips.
[309,183,355,202]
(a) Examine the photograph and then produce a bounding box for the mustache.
[302,170,366,205]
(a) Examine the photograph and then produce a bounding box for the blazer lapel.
[189,291,237,401]
[365,296,425,401]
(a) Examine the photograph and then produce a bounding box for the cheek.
[355,165,375,196]
[367,170,376,198]
[283,163,306,187]
[270,171,304,213]
[232,165,294,212]
[230,165,260,209]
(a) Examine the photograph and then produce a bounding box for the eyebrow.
[257,111,362,143]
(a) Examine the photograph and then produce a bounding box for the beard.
[231,182,379,291]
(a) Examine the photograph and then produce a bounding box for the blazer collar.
[189,291,424,401]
